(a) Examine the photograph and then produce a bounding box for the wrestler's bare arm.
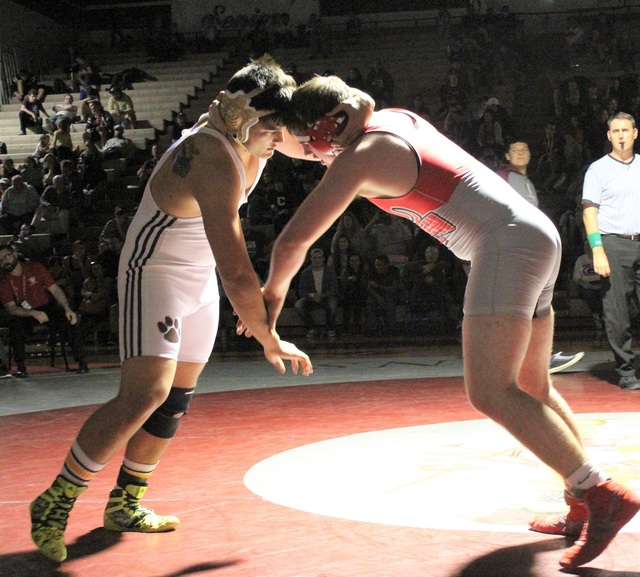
[264,134,416,325]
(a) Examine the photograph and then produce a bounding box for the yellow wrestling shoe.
[30,476,87,563]
[103,484,180,532]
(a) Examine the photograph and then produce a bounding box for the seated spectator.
[19,90,47,135]
[98,206,130,251]
[41,153,60,189]
[0,243,88,377]
[0,178,10,198]
[85,100,114,146]
[295,248,339,338]
[13,223,48,263]
[331,210,366,256]
[0,175,41,235]
[366,254,402,335]
[109,67,157,90]
[77,140,107,197]
[403,244,451,323]
[47,255,74,306]
[366,59,394,108]
[44,93,78,133]
[1,158,20,180]
[364,212,413,264]
[33,134,52,164]
[31,174,70,236]
[52,117,75,161]
[77,78,101,121]
[78,260,114,345]
[135,143,162,202]
[476,109,504,155]
[20,156,44,193]
[101,124,134,161]
[106,86,136,129]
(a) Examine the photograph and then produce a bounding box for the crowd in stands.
[0,6,638,349]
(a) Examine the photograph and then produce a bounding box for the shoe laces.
[119,489,155,517]
[35,486,77,529]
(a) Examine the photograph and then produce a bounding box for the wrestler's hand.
[263,337,313,376]
[328,88,374,150]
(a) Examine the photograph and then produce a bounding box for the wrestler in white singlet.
[118,123,266,362]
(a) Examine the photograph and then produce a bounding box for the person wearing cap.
[101,124,134,161]
[106,85,136,129]
[260,75,640,570]
[28,55,371,564]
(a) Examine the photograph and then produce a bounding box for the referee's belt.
[605,233,640,241]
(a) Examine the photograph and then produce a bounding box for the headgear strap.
[218,85,276,144]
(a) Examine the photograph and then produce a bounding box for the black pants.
[8,301,86,369]
[600,235,640,377]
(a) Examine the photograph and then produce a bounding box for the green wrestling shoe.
[30,476,87,563]
[103,483,180,532]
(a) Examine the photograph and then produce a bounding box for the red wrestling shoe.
[560,480,640,569]
[529,491,588,536]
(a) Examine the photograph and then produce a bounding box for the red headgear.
[297,113,347,155]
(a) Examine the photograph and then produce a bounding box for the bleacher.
[0,52,229,165]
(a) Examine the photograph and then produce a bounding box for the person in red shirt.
[0,243,88,377]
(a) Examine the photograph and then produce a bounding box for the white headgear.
[218,85,275,144]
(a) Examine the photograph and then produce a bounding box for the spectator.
[19,90,47,136]
[295,248,339,338]
[135,143,162,203]
[13,223,48,262]
[497,139,539,206]
[45,93,78,133]
[364,212,413,264]
[0,175,40,235]
[98,206,130,251]
[1,158,20,180]
[77,140,107,197]
[403,244,450,324]
[20,155,44,193]
[331,211,366,256]
[0,178,10,198]
[52,117,75,161]
[85,100,115,146]
[77,79,101,121]
[476,109,504,155]
[106,86,137,129]
[366,254,402,335]
[78,260,114,346]
[102,124,134,161]
[33,134,52,164]
[31,174,70,236]
[40,153,60,189]
[0,243,89,377]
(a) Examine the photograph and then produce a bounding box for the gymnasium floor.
[1,338,639,577]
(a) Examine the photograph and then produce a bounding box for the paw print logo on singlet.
[158,316,180,343]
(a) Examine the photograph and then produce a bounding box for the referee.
[582,111,640,390]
